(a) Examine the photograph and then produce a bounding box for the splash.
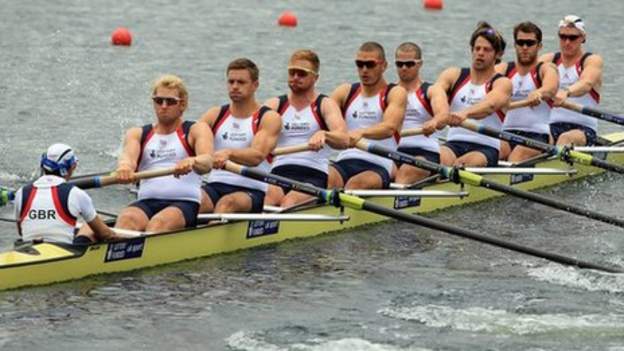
[379,304,624,335]
[527,264,624,294]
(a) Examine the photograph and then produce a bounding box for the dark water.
[1,0,624,350]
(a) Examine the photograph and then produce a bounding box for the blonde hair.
[151,74,188,101]
[289,49,320,74]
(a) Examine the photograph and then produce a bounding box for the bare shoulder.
[263,97,280,110]
[494,61,508,74]
[125,126,143,140]
[388,84,407,101]
[585,53,604,67]
[331,83,352,100]
[538,52,555,63]
[198,105,223,126]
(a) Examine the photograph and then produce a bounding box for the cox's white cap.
[559,15,585,34]
[40,143,78,176]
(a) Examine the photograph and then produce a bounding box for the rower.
[13,144,119,244]
[496,21,559,162]
[112,74,213,233]
[540,15,603,146]
[329,41,407,189]
[264,49,348,207]
[393,42,448,184]
[436,22,512,167]
[199,58,281,213]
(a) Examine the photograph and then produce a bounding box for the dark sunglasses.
[152,96,181,106]
[355,60,380,69]
[395,60,420,68]
[515,39,538,47]
[558,33,581,41]
[288,69,310,78]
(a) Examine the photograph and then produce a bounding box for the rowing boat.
[1,132,623,290]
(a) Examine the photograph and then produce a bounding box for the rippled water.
[1,0,624,350]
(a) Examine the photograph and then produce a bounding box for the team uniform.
[333,83,399,187]
[271,94,330,193]
[550,52,599,145]
[397,82,441,164]
[203,105,271,213]
[503,62,551,150]
[14,175,95,244]
[132,121,201,227]
[444,68,505,166]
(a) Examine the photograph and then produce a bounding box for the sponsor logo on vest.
[247,220,280,238]
[222,132,228,140]
[105,237,145,262]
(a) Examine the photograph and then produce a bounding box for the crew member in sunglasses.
[436,22,512,167]
[393,42,449,184]
[496,21,559,162]
[329,41,407,190]
[263,49,349,207]
[109,74,214,234]
[539,15,603,146]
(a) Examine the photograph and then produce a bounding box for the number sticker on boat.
[393,196,421,209]
[104,237,145,262]
[510,173,534,185]
[247,220,280,238]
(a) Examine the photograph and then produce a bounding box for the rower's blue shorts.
[129,199,199,228]
[271,164,328,193]
[202,182,265,213]
[331,159,391,188]
[550,122,597,146]
[443,141,499,167]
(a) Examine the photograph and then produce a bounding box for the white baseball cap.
[40,143,78,176]
[559,15,585,34]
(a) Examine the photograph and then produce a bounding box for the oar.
[224,161,621,273]
[356,140,624,230]
[69,167,178,189]
[271,128,425,156]
[561,100,624,127]
[460,120,624,174]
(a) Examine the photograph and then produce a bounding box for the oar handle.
[224,161,243,175]
[508,99,534,110]
[272,144,311,156]
[70,167,177,189]
[560,100,583,113]
[399,128,424,137]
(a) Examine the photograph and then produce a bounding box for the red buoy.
[111,27,132,46]
[277,11,298,27]
[423,0,443,10]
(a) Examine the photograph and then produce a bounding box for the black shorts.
[130,199,199,228]
[202,182,265,213]
[443,141,499,167]
[504,129,550,150]
[271,165,328,194]
[331,159,391,188]
[550,122,597,146]
[396,146,440,165]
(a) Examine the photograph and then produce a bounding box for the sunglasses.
[558,33,581,41]
[152,96,181,106]
[355,60,381,69]
[395,60,421,68]
[515,39,538,47]
[288,69,311,78]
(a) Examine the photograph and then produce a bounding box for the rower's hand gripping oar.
[355,139,624,230]
[461,120,624,174]
[224,160,622,273]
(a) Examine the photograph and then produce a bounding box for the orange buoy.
[111,27,132,46]
[423,0,443,10]
[277,11,298,27]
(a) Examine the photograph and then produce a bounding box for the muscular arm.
[568,54,603,96]
[318,97,349,149]
[330,83,351,111]
[428,83,450,130]
[230,111,282,166]
[460,77,512,119]
[115,127,143,183]
[356,86,406,142]
[88,216,119,242]
[198,106,221,128]
[537,62,559,100]
[188,122,214,174]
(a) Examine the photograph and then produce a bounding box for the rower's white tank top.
[336,89,397,174]
[503,66,551,134]
[398,85,441,153]
[447,79,503,150]
[272,98,329,173]
[207,112,269,192]
[550,55,599,131]
[137,130,202,203]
